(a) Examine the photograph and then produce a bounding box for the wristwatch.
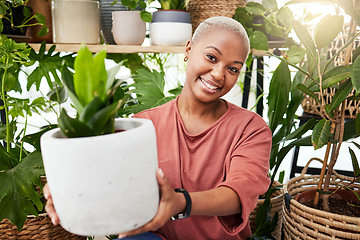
[171,188,192,220]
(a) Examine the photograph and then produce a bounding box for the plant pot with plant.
[40,44,159,236]
[149,0,192,46]
[112,0,152,45]
[269,0,360,238]
[0,0,48,41]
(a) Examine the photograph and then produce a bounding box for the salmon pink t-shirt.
[134,97,272,240]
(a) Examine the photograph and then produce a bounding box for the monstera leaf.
[0,151,44,230]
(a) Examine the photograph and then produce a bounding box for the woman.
[45,16,272,240]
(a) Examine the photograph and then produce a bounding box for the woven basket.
[301,26,360,119]
[0,214,86,240]
[283,158,360,239]
[186,0,247,32]
[250,181,283,240]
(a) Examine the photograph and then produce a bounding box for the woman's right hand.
[44,183,60,225]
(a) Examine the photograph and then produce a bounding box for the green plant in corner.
[272,0,360,211]
[0,35,57,230]
[0,0,48,36]
[154,0,188,10]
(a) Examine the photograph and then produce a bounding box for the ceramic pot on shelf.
[150,10,192,46]
[40,118,159,236]
[100,0,127,44]
[112,11,146,45]
[51,0,100,44]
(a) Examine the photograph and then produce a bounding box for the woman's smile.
[199,77,221,93]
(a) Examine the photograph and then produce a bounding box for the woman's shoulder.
[226,101,267,126]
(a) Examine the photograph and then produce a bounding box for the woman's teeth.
[200,79,218,90]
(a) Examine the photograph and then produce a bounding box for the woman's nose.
[210,64,225,81]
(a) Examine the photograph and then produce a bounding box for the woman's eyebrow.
[206,46,244,66]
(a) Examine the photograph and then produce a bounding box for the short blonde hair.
[192,16,250,56]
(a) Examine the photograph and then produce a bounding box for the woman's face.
[184,28,248,103]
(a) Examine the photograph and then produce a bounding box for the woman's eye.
[206,54,216,62]
[228,67,239,73]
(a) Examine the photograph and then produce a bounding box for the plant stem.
[1,59,11,153]
[19,113,28,162]
[314,140,332,206]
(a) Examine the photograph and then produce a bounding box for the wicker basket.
[250,182,283,240]
[301,26,360,119]
[186,0,247,32]
[283,158,360,239]
[0,214,87,240]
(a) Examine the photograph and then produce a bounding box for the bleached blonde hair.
[192,16,250,56]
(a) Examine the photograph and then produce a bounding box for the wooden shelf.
[28,43,186,54]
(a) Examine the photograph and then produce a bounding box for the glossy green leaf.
[286,45,306,64]
[357,114,360,137]
[308,66,352,91]
[276,7,293,32]
[292,20,317,59]
[349,147,360,177]
[285,118,317,141]
[245,2,266,15]
[353,46,360,62]
[140,11,152,22]
[250,31,269,50]
[314,15,344,49]
[296,83,320,103]
[262,0,278,11]
[105,63,122,93]
[87,101,121,135]
[267,61,291,132]
[22,125,57,151]
[73,45,107,106]
[335,0,360,26]
[328,78,353,112]
[79,97,104,123]
[312,119,331,149]
[58,109,93,138]
[351,55,360,94]
[0,151,44,230]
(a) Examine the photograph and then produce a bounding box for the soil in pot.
[296,189,360,217]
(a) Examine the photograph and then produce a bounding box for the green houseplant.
[271,0,360,238]
[40,44,160,236]
[0,0,48,36]
[0,35,84,239]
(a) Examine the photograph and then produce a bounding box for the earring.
[184,57,188,62]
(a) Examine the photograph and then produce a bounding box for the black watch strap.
[171,188,192,220]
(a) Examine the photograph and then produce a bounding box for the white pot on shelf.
[150,10,192,46]
[51,0,100,44]
[40,118,159,236]
[112,11,146,45]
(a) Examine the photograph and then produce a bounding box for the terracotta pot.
[26,0,53,43]
[296,188,359,204]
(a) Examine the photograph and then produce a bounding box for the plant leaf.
[312,119,331,149]
[328,78,353,112]
[296,83,321,103]
[285,118,318,141]
[58,109,93,138]
[292,20,317,59]
[250,31,269,51]
[22,125,58,151]
[314,14,344,49]
[349,146,360,177]
[351,54,360,94]
[267,61,291,133]
[286,45,306,64]
[0,151,44,230]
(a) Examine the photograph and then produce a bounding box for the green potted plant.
[40,44,160,236]
[0,35,84,239]
[149,0,192,46]
[271,0,360,238]
[112,0,152,45]
[0,0,48,38]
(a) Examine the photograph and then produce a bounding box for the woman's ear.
[184,40,192,59]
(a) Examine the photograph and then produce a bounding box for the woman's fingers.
[43,184,60,225]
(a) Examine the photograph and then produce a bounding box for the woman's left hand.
[118,168,186,238]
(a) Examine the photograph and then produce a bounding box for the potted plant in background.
[270,0,360,238]
[112,0,152,45]
[0,36,84,239]
[40,44,160,236]
[149,0,192,46]
[0,0,48,40]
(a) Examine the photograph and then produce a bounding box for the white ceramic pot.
[112,11,146,45]
[150,10,192,46]
[51,0,100,44]
[40,118,159,236]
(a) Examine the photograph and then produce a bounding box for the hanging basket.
[0,214,86,240]
[250,181,283,240]
[186,0,247,33]
[301,25,360,119]
[283,158,360,239]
